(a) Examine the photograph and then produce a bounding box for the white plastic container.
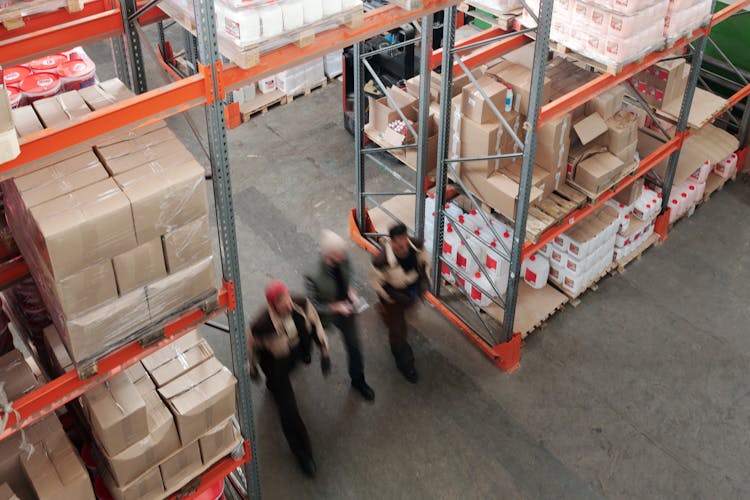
[455,241,472,283]
[464,209,488,232]
[714,153,737,179]
[260,5,284,37]
[440,262,455,284]
[691,160,712,183]
[549,246,568,270]
[686,179,706,202]
[442,223,461,263]
[425,193,437,217]
[218,3,261,45]
[302,0,324,23]
[484,242,510,296]
[444,203,464,222]
[538,243,551,259]
[521,254,550,289]
[282,1,305,30]
[466,271,496,307]
[258,77,277,94]
[466,229,488,275]
[322,0,343,15]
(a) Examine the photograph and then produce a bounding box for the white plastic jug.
[444,202,464,223]
[258,77,277,94]
[691,160,712,183]
[425,193,437,217]
[282,1,305,30]
[455,240,472,284]
[219,4,261,45]
[322,0,343,15]
[302,0,324,23]
[466,229,488,275]
[464,209,488,232]
[442,223,460,262]
[485,242,510,296]
[466,272,495,307]
[686,179,705,203]
[714,153,737,179]
[668,196,680,223]
[259,5,284,37]
[521,254,549,289]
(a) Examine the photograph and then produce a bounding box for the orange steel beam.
[0,256,29,291]
[454,32,530,76]
[173,440,251,500]
[711,0,750,25]
[0,6,166,66]
[0,287,230,441]
[222,0,461,91]
[430,27,504,68]
[1,74,206,175]
[523,135,683,259]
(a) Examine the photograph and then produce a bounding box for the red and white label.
[525,269,537,284]
[456,253,467,269]
[470,287,482,300]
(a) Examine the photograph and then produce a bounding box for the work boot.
[400,367,418,384]
[351,379,375,401]
[296,454,317,478]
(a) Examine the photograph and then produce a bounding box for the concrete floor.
[89,39,750,499]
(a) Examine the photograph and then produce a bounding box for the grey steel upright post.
[659,19,714,212]
[119,0,148,93]
[430,6,457,292]
[414,15,434,240]
[110,37,131,88]
[191,0,261,497]
[501,0,553,342]
[354,42,367,232]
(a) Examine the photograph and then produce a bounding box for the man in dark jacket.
[247,280,331,478]
[370,223,431,383]
[305,230,375,401]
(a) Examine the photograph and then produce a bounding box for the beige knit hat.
[320,229,347,256]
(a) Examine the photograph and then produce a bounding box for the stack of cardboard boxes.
[630,59,688,111]
[2,81,218,369]
[547,205,619,296]
[78,330,240,500]
[0,350,94,500]
[567,84,639,196]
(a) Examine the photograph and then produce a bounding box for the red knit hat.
[265,280,289,308]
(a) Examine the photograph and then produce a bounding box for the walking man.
[305,230,375,401]
[370,223,431,383]
[247,280,331,477]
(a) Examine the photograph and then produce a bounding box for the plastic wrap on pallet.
[0,0,85,26]
[324,52,343,78]
[664,0,712,39]
[469,0,522,13]
[275,58,325,96]
[162,215,213,274]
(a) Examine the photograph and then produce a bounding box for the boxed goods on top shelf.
[2,79,220,372]
[467,0,522,14]
[0,0,86,29]
[160,0,363,68]
[520,0,712,71]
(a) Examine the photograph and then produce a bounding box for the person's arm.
[369,253,394,303]
[412,238,433,288]
[304,299,330,353]
[304,276,335,315]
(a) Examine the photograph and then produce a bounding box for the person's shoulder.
[372,250,388,269]
[250,308,272,335]
[291,294,309,307]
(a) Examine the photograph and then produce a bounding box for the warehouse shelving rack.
[351,0,750,372]
[0,1,459,498]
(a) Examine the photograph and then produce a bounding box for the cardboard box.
[11,106,44,137]
[536,113,572,183]
[574,152,625,195]
[0,483,20,500]
[573,113,608,146]
[97,137,192,177]
[78,79,134,110]
[142,330,214,387]
[125,361,148,386]
[459,111,521,175]
[158,357,237,445]
[459,170,543,220]
[32,91,90,128]
[486,60,552,116]
[65,288,151,363]
[405,70,475,101]
[113,238,167,294]
[162,216,213,274]
[584,85,626,120]
[461,76,507,124]
[596,110,639,152]
[42,324,73,374]
[20,425,94,500]
[15,151,108,208]
[199,419,241,466]
[367,87,418,132]
[503,163,555,198]
[101,465,164,500]
[610,140,638,164]
[30,178,137,279]
[0,350,37,400]
[53,259,118,317]
[159,441,203,492]
[146,256,218,320]
[613,177,643,205]
[105,389,181,486]
[115,158,209,244]
[83,371,148,457]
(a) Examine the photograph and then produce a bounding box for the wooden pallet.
[545,39,660,76]
[283,78,329,103]
[702,171,734,203]
[388,0,423,9]
[460,1,522,30]
[0,0,85,29]
[552,263,615,306]
[239,89,286,122]
[611,233,659,275]
[525,187,588,243]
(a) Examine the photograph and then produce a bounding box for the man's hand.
[331,301,354,316]
[348,287,360,303]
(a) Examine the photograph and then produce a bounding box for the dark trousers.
[331,313,365,383]
[380,299,416,373]
[258,350,312,461]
